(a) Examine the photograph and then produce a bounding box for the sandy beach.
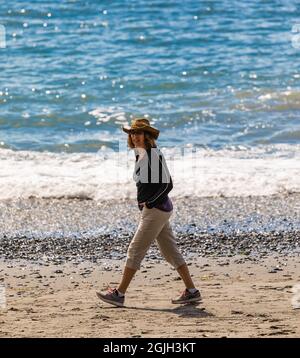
[0,256,299,338]
[2,0,300,342]
[0,195,299,337]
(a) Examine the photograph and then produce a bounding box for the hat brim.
[122,125,159,139]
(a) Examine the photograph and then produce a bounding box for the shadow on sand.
[100,302,214,318]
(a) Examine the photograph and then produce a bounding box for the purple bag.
[154,196,173,212]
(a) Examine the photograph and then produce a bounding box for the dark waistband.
[138,196,173,212]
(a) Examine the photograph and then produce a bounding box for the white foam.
[88,106,127,124]
[0,145,299,201]
[236,88,300,111]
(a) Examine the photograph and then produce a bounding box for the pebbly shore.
[0,194,299,264]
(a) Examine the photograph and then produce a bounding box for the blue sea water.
[1,0,300,152]
[0,0,299,199]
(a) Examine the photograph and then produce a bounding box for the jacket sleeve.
[145,151,173,208]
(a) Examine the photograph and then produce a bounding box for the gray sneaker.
[96,288,125,307]
[171,289,202,304]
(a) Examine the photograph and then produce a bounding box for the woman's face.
[130,130,145,148]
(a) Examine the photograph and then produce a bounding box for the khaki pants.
[125,206,186,270]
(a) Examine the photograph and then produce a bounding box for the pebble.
[0,196,299,265]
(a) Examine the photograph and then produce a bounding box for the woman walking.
[96,118,201,307]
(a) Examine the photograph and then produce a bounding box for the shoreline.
[0,194,299,337]
[0,194,299,264]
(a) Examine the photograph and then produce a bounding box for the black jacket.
[133,147,173,209]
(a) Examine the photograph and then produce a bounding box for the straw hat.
[122,118,160,139]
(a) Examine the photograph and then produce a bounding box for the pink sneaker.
[96,288,125,307]
[171,289,201,304]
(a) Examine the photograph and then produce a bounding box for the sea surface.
[0,0,300,199]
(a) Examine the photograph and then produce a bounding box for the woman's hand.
[139,202,149,208]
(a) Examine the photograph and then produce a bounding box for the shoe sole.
[171,296,202,304]
[96,292,124,307]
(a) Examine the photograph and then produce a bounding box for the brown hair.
[127,131,157,150]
